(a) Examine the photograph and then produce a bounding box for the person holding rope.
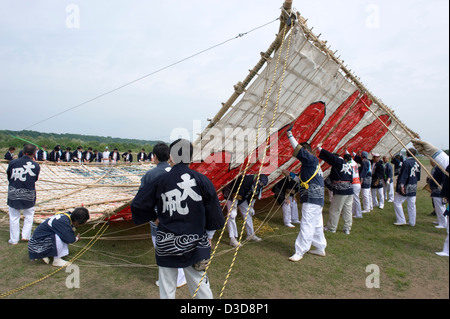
[272,176,300,228]
[370,153,385,210]
[135,142,187,289]
[412,139,449,256]
[344,152,362,218]
[382,155,395,203]
[393,148,421,226]
[28,207,90,267]
[318,145,354,235]
[282,127,326,262]
[131,139,225,299]
[223,174,268,247]
[428,160,447,229]
[354,151,373,213]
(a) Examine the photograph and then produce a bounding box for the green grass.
[0,187,448,299]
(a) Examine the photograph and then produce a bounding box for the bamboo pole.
[361,99,445,189]
[294,12,420,141]
[34,197,133,213]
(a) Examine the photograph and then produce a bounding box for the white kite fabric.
[191,19,418,198]
[0,161,153,223]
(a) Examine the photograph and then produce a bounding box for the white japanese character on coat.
[162,173,203,217]
[10,162,37,181]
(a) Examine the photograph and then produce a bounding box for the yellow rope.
[219,22,294,299]
[191,24,292,299]
[0,220,110,299]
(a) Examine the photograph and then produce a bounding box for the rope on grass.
[0,219,110,299]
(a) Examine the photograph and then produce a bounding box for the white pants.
[441,217,449,255]
[361,188,372,212]
[352,184,362,218]
[152,235,186,287]
[326,194,353,231]
[393,193,416,226]
[8,206,34,243]
[433,197,448,228]
[158,266,213,299]
[371,187,384,209]
[227,200,255,238]
[383,181,395,202]
[55,234,69,258]
[282,196,300,225]
[294,203,327,256]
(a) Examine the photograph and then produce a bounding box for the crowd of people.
[3,134,449,299]
[3,145,154,164]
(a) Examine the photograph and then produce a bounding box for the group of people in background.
[3,145,153,164]
[274,127,448,262]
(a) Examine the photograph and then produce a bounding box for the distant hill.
[0,130,165,153]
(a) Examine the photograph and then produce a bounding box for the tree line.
[0,130,165,154]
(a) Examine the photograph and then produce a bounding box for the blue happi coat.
[396,157,421,196]
[354,155,372,189]
[131,164,225,268]
[28,213,76,260]
[292,145,325,206]
[7,156,41,209]
[319,149,353,196]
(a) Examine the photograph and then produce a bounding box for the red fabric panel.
[335,114,392,156]
[309,90,360,150]
[192,101,326,201]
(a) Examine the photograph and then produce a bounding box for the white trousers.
[442,217,449,255]
[282,197,300,225]
[152,235,186,286]
[371,187,384,209]
[352,184,362,218]
[432,197,448,228]
[361,188,372,212]
[158,266,213,299]
[294,203,327,256]
[8,206,34,243]
[55,234,69,258]
[327,194,353,231]
[393,193,416,226]
[226,200,255,238]
[383,181,395,202]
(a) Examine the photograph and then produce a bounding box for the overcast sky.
[0,0,448,149]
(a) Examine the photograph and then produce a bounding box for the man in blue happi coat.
[28,207,90,267]
[131,139,225,299]
[7,144,40,245]
[393,148,421,226]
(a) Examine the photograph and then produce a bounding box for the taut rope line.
[191,22,292,299]
[219,20,294,299]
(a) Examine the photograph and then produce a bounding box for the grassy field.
[0,165,448,299]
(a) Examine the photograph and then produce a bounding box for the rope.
[361,98,445,190]
[0,219,110,299]
[219,21,294,299]
[191,22,292,299]
[23,18,279,131]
